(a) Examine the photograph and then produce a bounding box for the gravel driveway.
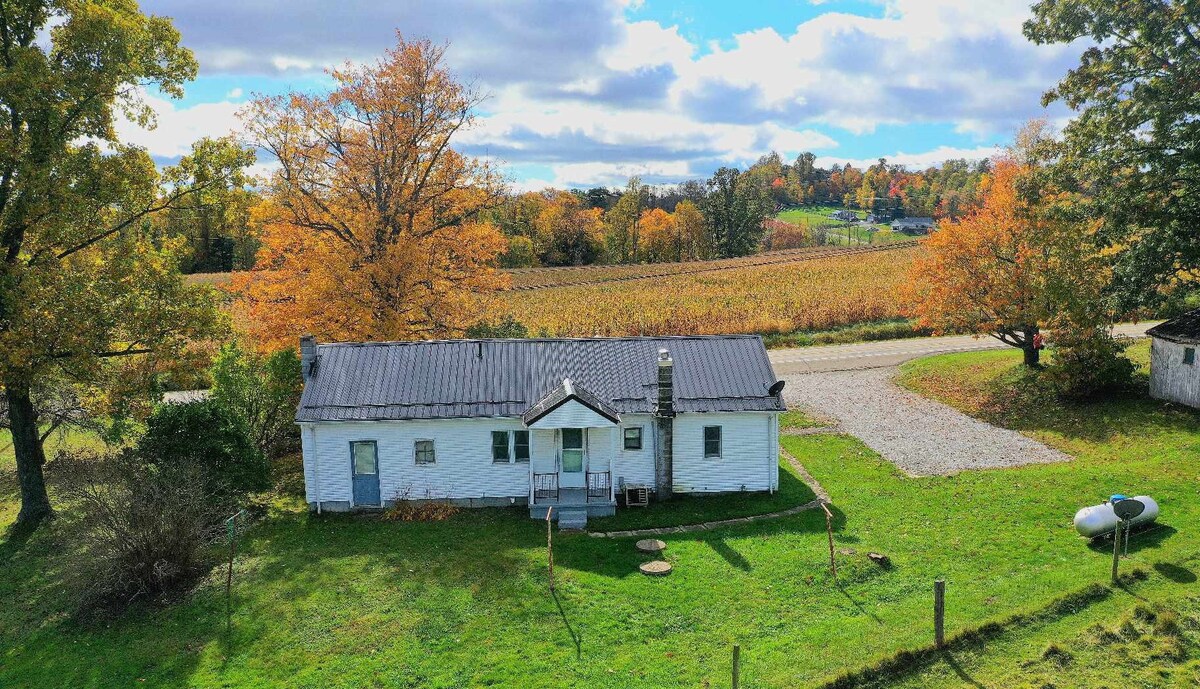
[782,367,1070,475]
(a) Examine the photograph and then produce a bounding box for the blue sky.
[130,0,1084,189]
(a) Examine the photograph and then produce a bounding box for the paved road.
[769,322,1159,374]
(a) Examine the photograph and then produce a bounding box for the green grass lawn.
[2,346,1199,688]
[588,457,816,532]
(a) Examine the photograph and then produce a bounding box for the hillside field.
[497,244,918,337]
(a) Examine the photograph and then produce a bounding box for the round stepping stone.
[640,560,672,576]
[635,538,666,554]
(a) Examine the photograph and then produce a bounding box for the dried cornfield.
[497,245,920,337]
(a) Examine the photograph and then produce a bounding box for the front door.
[559,428,586,488]
[351,441,381,507]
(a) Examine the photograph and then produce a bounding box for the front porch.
[528,471,616,524]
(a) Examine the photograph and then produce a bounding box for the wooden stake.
[732,644,740,689]
[546,506,555,592]
[1111,519,1122,584]
[934,579,945,648]
[821,503,836,579]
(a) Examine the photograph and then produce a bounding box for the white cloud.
[113,92,245,159]
[130,0,1085,186]
[815,145,1002,171]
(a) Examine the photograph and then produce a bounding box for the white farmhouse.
[296,335,786,528]
[1148,310,1200,408]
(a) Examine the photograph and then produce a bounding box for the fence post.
[732,643,740,689]
[821,503,837,579]
[1111,519,1122,584]
[934,579,946,648]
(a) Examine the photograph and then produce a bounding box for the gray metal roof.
[296,335,786,422]
[1147,309,1200,344]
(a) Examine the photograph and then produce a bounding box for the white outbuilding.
[1147,309,1200,408]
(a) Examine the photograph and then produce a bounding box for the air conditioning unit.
[624,484,650,508]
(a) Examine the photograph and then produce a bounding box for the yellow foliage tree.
[639,208,678,263]
[237,36,507,350]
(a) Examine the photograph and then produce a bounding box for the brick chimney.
[300,334,317,380]
[654,348,675,499]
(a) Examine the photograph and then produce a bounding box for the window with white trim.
[414,439,435,465]
[1185,347,1195,366]
[492,431,510,462]
[514,430,530,462]
[623,426,643,450]
[703,426,722,458]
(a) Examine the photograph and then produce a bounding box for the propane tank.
[1074,496,1159,538]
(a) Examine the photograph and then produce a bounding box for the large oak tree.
[0,1,244,525]
[237,36,508,350]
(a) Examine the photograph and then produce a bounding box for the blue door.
[351,441,381,507]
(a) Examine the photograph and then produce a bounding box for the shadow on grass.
[837,583,883,625]
[1085,524,1177,556]
[707,538,752,571]
[551,589,583,661]
[939,649,986,689]
[1153,562,1196,584]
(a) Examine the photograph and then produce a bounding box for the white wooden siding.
[528,399,618,429]
[1150,338,1200,408]
[300,411,778,504]
[304,418,531,504]
[613,414,656,487]
[672,412,778,493]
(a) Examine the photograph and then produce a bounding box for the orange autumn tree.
[237,36,506,351]
[905,157,1111,367]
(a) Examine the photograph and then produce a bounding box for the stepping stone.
[640,560,672,576]
[635,538,666,553]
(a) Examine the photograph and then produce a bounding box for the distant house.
[829,210,858,222]
[891,217,935,234]
[295,335,786,528]
[1147,310,1200,408]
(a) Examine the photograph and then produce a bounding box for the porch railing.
[586,471,611,502]
[533,473,558,504]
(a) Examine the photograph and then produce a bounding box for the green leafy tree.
[701,167,772,258]
[0,1,244,526]
[138,400,268,495]
[1024,1,1200,308]
[161,137,261,273]
[211,342,303,460]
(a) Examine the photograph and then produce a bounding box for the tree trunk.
[5,382,52,525]
[1022,325,1041,367]
[1023,345,1040,367]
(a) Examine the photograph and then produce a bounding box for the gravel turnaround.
[782,367,1070,476]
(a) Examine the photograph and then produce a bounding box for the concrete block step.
[557,508,588,531]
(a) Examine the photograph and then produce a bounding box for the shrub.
[1044,329,1135,400]
[381,500,461,522]
[465,315,529,339]
[139,399,268,495]
[211,341,303,459]
[57,450,228,611]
